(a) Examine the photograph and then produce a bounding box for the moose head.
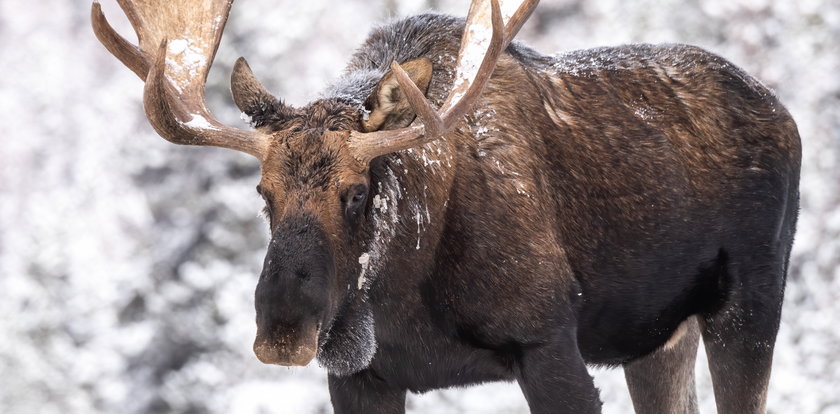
[92,0,537,371]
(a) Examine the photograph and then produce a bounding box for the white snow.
[372,193,387,213]
[356,166,402,291]
[168,39,189,55]
[1,0,837,413]
[415,210,422,250]
[165,37,210,94]
[239,111,252,125]
[357,252,370,290]
[183,114,218,130]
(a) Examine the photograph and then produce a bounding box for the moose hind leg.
[700,257,786,414]
[624,316,700,414]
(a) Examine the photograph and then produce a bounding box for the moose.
[92,0,800,412]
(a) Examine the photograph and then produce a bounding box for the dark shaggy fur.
[252,13,800,414]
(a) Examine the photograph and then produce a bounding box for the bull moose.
[92,0,801,412]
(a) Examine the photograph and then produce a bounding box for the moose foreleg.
[515,328,603,414]
[329,370,406,414]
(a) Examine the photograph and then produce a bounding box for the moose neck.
[358,142,458,289]
[348,51,546,295]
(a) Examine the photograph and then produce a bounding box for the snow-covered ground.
[1,0,837,413]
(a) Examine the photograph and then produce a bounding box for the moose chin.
[93,0,801,413]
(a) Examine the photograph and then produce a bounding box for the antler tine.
[501,0,539,45]
[144,41,270,157]
[437,0,506,127]
[91,0,270,160]
[91,2,148,80]
[348,0,539,163]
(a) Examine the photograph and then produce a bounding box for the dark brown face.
[253,124,371,366]
[241,58,433,367]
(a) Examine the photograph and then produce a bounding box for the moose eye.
[343,185,368,226]
[352,191,366,204]
[342,184,368,206]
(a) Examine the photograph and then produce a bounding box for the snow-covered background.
[1,0,837,412]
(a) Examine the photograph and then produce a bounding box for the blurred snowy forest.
[1,0,838,412]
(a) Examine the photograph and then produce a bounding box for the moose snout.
[253,215,334,366]
[253,323,319,366]
[253,261,326,366]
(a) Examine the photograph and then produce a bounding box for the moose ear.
[231,57,278,115]
[363,58,433,132]
[231,57,295,127]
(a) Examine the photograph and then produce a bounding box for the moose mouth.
[253,323,319,366]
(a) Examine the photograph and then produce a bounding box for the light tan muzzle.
[253,325,319,366]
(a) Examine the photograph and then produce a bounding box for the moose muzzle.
[253,322,319,366]
[253,214,334,366]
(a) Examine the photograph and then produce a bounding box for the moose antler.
[91,0,269,160]
[347,0,539,163]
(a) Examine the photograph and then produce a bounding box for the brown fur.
[244,17,799,414]
[95,4,800,410]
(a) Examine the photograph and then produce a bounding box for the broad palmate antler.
[92,0,538,162]
[92,0,269,159]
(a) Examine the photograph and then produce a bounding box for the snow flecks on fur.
[372,194,386,213]
[414,184,431,250]
[240,112,253,126]
[423,185,431,223]
[323,69,382,108]
[316,301,377,377]
[514,180,533,198]
[415,210,423,250]
[416,145,447,170]
[405,138,453,172]
[469,107,499,158]
[356,166,402,291]
[546,48,644,78]
[401,145,442,252]
[466,107,538,199]
[631,94,662,122]
[356,253,370,290]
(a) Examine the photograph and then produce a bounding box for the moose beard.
[316,291,377,377]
